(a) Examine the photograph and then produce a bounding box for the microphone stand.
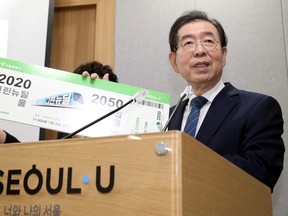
[61,89,148,139]
[161,93,187,132]
[62,99,134,139]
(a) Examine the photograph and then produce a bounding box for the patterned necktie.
[184,96,208,137]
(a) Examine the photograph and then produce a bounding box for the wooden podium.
[0,131,271,215]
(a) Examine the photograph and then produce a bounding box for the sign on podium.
[0,131,271,216]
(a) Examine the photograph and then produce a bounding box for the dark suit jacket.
[168,82,285,190]
[4,131,20,143]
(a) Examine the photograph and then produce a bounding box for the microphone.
[161,86,192,132]
[61,90,149,139]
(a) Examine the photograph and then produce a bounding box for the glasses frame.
[177,39,220,53]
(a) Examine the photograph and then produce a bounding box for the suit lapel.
[196,83,239,145]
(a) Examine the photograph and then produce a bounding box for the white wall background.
[0,0,51,142]
[114,0,288,215]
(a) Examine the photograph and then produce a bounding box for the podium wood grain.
[0,131,271,216]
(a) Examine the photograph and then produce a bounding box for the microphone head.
[181,86,192,100]
[134,90,149,103]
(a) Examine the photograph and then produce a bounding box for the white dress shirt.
[181,80,225,136]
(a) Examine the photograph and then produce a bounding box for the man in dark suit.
[167,10,285,191]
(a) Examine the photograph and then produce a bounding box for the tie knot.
[191,96,208,108]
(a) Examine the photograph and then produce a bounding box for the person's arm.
[223,96,285,190]
[0,130,20,144]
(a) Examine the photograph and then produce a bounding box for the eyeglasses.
[177,39,219,53]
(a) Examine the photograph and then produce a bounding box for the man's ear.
[169,52,179,73]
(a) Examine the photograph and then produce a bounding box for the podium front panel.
[0,131,272,216]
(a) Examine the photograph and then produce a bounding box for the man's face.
[169,20,227,91]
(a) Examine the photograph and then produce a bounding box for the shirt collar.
[181,79,225,104]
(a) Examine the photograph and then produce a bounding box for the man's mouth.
[194,62,209,68]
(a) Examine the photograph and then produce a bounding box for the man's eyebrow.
[201,31,216,37]
[179,34,194,41]
[179,31,216,41]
